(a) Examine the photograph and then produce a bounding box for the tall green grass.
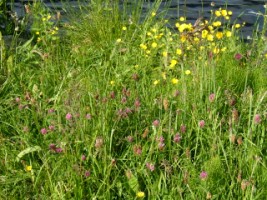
[0,0,266,199]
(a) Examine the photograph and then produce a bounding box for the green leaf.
[16,146,42,162]
[128,175,139,192]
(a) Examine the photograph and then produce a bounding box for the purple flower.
[209,93,215,103]
[121,96,127,104]
[146,163,155,172]
[157,136,165,143]
[48,109,55,114]
[254,114,261,124]
[125,107,133,114]
[133,145,142,155]
[134,99,141,109]
[81,154,86,161]
[15,97,20,103]
[158,142,165,150]
[152,120,160,127]
[84,170,90,178]
[41,128,48,135]
[55,147,63,153]
[86,113,92,120]
[200,171,208,180]
[110,91,116,99]
[49,125,55,131]
[49,143,56,151]
[180,124,186,133]
[234,53,242,60]
[199,120,205,128]
[18,104,24,110]
[66,113,72,120]
[126,135,134,143]
[173,133,181,143]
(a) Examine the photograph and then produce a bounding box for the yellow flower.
[151,28,157,33]
[207,34,214,41]
[140,44,147,50]
[147,32,152,36]
[162,51,168,57]
[185,70,191,75]
[153,80,159,85]
[146,50,151,55]
[212,21,222,27]
[221,47,227,52]
[116,38,122,43]
[25,165,32,172]
[221,9,228,16]
[162,72,166,80]
[171,78,179,84]
[228,10,233,16]
[151,12,156,17]
[136,191,145,198]
[226,31,232,37]
[215,10,221,17]
[170,59,178,68]
[193,37,200,43]
[151,42,158,48]
[213,47,220,54]
[35,31,40,35]
[216,32,223,39]
[47,14,51,20]
[176,48,182,55]
[235,24,241,28]
[179,16,185,21]
[110,80,115,85]
[122,26,127,31]
[178,23,191,33]
[202,30,208,38]
[264,53,267,59]
[208,26,214,31]
[180,35,187,43]
[225,16,230,20]
[175,22,180,28]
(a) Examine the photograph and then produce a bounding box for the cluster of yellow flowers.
[176,10,235,44]
[116,8,244,87]
[214,8,232,20]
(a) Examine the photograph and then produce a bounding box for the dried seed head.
[230,134,236,143]
[163,98,169,111]
[232,108,239,123]
[142,127,149,138]
[237,136,243,146]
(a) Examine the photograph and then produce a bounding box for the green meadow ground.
[0,0,267,199]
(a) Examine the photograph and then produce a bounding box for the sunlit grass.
[0,0,267,199]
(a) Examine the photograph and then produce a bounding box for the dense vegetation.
[0,0,266,199]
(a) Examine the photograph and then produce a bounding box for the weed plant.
[0,0,267,199]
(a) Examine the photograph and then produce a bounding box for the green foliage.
[0,0,267,199]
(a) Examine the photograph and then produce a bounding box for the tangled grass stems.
[0,0,267,199]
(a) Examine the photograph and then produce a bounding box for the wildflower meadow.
[0,0,266,199]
